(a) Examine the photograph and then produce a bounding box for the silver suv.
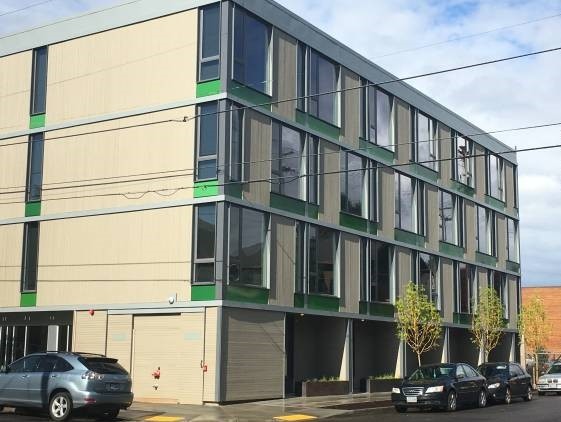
[0,352,133,421]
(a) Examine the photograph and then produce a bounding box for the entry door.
[132,313,204,404]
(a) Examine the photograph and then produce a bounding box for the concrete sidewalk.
[121,393,391,422]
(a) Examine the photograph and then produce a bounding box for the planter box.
[301,380,350,397]
[363,378,402,393]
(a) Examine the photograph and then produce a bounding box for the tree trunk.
[417,352,421,368]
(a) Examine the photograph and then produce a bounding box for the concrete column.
[339,319,352,383]
[395,340,405,378]
[441,327,449,363]
[478,346,485,366]
[47,325,58,351]
[509,333,516,362]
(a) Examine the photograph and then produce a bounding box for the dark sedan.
[478,362,533,404]
[391,363,488,412]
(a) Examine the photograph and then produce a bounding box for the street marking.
[273,415,318,421]
[144,416,185,422]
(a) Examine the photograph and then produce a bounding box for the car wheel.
[504,387,512,405]
[478,389,487,408]
[395,406,407,413]
[524,385,533,402]
[49,391,73,421]
[446,390,457,412]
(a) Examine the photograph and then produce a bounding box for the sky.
[1,0,560,286]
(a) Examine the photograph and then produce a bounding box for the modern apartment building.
[0,0,521,404]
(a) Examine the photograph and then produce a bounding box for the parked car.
[537,361,561,396]
[391,363,487,412]
[0,352,133,421]
[477,362,532,404]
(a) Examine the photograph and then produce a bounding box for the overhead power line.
[0,0,53,19]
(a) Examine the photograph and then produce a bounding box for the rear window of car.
[479,365,508,377]
[78,357,128,375]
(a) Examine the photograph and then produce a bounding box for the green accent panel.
[359,301,368,314]
[506,260,521,273]
[29,114,45,129]
[485,195,506,211]
[307,294,339,312]
[25,201,41,217]
[196,79,221,97]
[194,179,219,198]
[295,109,307,125]
[368,222,378,235]
[453,312,472,325]
[225,285,269,304]
[369,302,395,318]
[307,203,319,219]
[230,80,271,111]
[225,183,243,198]
[450,180,475,197]
[409,162,439,182]
[295,110,340,140]
[191,284,216,301]
[359,139,394,165]
[339,212,368,232]
[439,241,465,258]
[20,292,37,307]
[294,292,305,308]
[475,251,498,267]
[394,228,425,247]
[270,192,306,216]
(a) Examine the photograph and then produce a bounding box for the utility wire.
[0,0,53,18]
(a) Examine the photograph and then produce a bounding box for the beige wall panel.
[107,314,133,372]
[132,313,204,404]
[507,276,518,329]
[270,215,295,307]
[0,51,31,133]
[340,68,360,148]
[439,124,452,188]
[504,162,515,212]
[203,307,218,402]
[0,137,27,220]
[394,99,410,164]
[41,107,195,214]
[426,185,439,252]
[319,140,340,225]
[396,247,411,298]
[340,233,360,313]
[496,213,507,268]
[464,200,476,261]
[440,258,454,323]
[272,29,296,121]
[379,167,395,237]
[37,207,192,306]
[474,144,486,201]
[477,267,488,294]
[47,11,197,124]
[0,224,23,307]
[222,308,284,402]
[243,109,271,206]
[73,310,107,355]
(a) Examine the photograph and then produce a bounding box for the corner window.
[340,151,365,217]
[507,218,519,263]
[30,46,48,115]
[412,110,438,171]
[413,252,439,307]
[487,152,504,200]
[271,122,304,200]
[196,102,218,180]
[308,225,336,295]
[455,262,474,314]
[308,49,339,125]
[26,133,44,202]
[453,133,473,186]
[395,173,424,234]
[193,204,216,284]
[233,6,271,94]
[361,239,393,303]
[21,222,40,292]
[360,84,394,150]
[307,136,319,204]
[228,205,267,286]
[439,190,463,246]
[198,3,221,81]
[476,206,495,255]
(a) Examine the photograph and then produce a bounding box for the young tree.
[471,287,504,363]
[396,281,442,367]
[519,296,551,386]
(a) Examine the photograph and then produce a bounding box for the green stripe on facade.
[439,241,464,258]
[359,139,394,165]
[194,179,219,198]
[25,201,41,217]
[453,312,472,325]
[225,183,243,198]
[485,195,506,211]
[339,212,369,232]
[307,294,339,312]
[506,260,520,273]
[359,301,368,314]
[294,292,305,308]
[225,285,269,304]
[306,203,319,219]
[270,192,306,216]
[196,79,221,97]
[230,81,271,111]
[475,251,498,266]
[369,302,395,318]
[394,228,425,247]
[368,222,378,235]
[191,284,216,301]
[29,114,45,129]
[20,292,37,307]
[450,180,475,197]
[408,162,439,182]
[295,110,340,140]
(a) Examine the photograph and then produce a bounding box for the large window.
[272,122,304,199]
[307,136,319,204]
[30,46,48,115]
[414,252,439,306]
[228,206,267,286]
[395,173,424,234]
[340,151,365,216]
[412,110,438,171]
[361,239,393,303]
[476,206,495,255]
[439,190,463,246]
[198,3,220,81]
[230,104,243,181]
[193,204,216,284]
[308,49,339,125]
[507,218,519,263]
[453,133,473,186]
[490,270,508,317]
[487,152,504,200]
[26,133,44,202]
[455,262,474,314]
[196,102,218,180]
[21,222,40,292]
[360,84,394,150]
[308,225,336,295]
[233,6,270,94]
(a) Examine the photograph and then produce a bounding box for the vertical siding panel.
[496,214,507,268]
[439,124,452,188]
[73,310,107,355]
[272,30,296,121]
[0,51,31,133]
[441,258,454,323]
[397,247,412,298]
[379,167,395,237]
[395,99,411,165]
[426,185,439,252]
[340,68,360,148]
[477,267,488,294]
[474,144,486,201]
[319,140,340,224]
[243,109,272,206]
[504,162,515,212]
[270,215,296,307]
[203,307,218,402]
[340,233,360,313]
[0,224,23,307]
[465,201,476,261]
[106,314,133,372]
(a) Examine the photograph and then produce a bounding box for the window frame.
[507,217,519,263]
[340,150,366,217]
[395,173,425,235]
[193,203,217,284]
[413,251,440,308]
[476,205,496,256]
[271,121,305,200]
[307,224,337,296]
[307,48,340,126]
[21,222,40,293]
[455,262,474,314]
[30,46,48,116]
[25,133,45,203]
[198,3,221,82]
[452,132,474,187]
[306,135,319,204]
[361,239,393,304]
[360,84,395,151]
[196,102,219,181]
[489,270,508,318]
[412,109,438,171]
[486,152,505,201]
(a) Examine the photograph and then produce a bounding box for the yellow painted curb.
[273,415,318,421]
[144,416,185,422]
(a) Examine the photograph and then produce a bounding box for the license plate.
[106,383,121,391]
[406,396,418,403]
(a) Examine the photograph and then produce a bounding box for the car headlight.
[392,387,400,394]
[488,383,500,389]
[538,378,546,384]
[425,386,444,393]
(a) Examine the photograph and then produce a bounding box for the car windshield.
[547,363,561,374]
[79,357,128,375]
[409,365,455,380]
[478,364,508,377]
